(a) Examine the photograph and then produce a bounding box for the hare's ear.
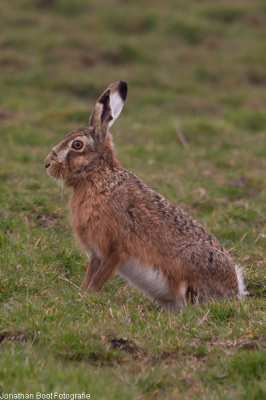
[88,80,127,143]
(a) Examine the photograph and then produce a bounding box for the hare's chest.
[117,259,173,303]
[70,196,107,253]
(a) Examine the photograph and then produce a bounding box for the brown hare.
[44,81,246,310]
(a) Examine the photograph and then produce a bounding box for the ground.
[0,0,266,398]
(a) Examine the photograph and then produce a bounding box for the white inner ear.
[108,92,124,128]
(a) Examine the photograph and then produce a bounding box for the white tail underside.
[235,265,248,299]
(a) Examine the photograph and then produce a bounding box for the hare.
[44,80,246,310]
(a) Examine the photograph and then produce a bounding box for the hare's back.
[119,169,222,251]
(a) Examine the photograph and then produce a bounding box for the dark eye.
[72,140,84,150]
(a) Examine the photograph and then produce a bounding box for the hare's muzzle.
[44,154,52,169]
[44,152,65,179]
[44,153,54,175]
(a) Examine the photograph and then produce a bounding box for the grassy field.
[1,0,266,398]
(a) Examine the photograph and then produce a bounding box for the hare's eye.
[72,140,84,150]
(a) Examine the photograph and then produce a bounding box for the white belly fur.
[117,259,174,304]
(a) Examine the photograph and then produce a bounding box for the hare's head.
[44,80,127,185]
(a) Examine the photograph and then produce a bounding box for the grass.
[0,0,266,398]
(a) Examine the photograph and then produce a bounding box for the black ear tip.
[118,81,128,101]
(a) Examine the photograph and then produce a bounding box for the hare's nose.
[44,161,50,168]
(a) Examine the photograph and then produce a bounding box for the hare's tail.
[235,265,248,299]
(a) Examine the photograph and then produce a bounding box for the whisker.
[46,169,65,198]
[59,173,64,198]
[47,172,58,186]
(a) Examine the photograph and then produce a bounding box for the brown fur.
[44,80,245,310]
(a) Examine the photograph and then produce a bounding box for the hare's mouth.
[46,162,65,180]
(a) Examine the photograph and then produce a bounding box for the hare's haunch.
[44,81,246,310]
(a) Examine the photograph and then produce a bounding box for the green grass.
[1,0,266,398]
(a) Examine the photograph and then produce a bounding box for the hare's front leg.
[80,254,101,291]
[81,253,120,292]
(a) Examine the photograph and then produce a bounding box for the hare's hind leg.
[178,245,241,301]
